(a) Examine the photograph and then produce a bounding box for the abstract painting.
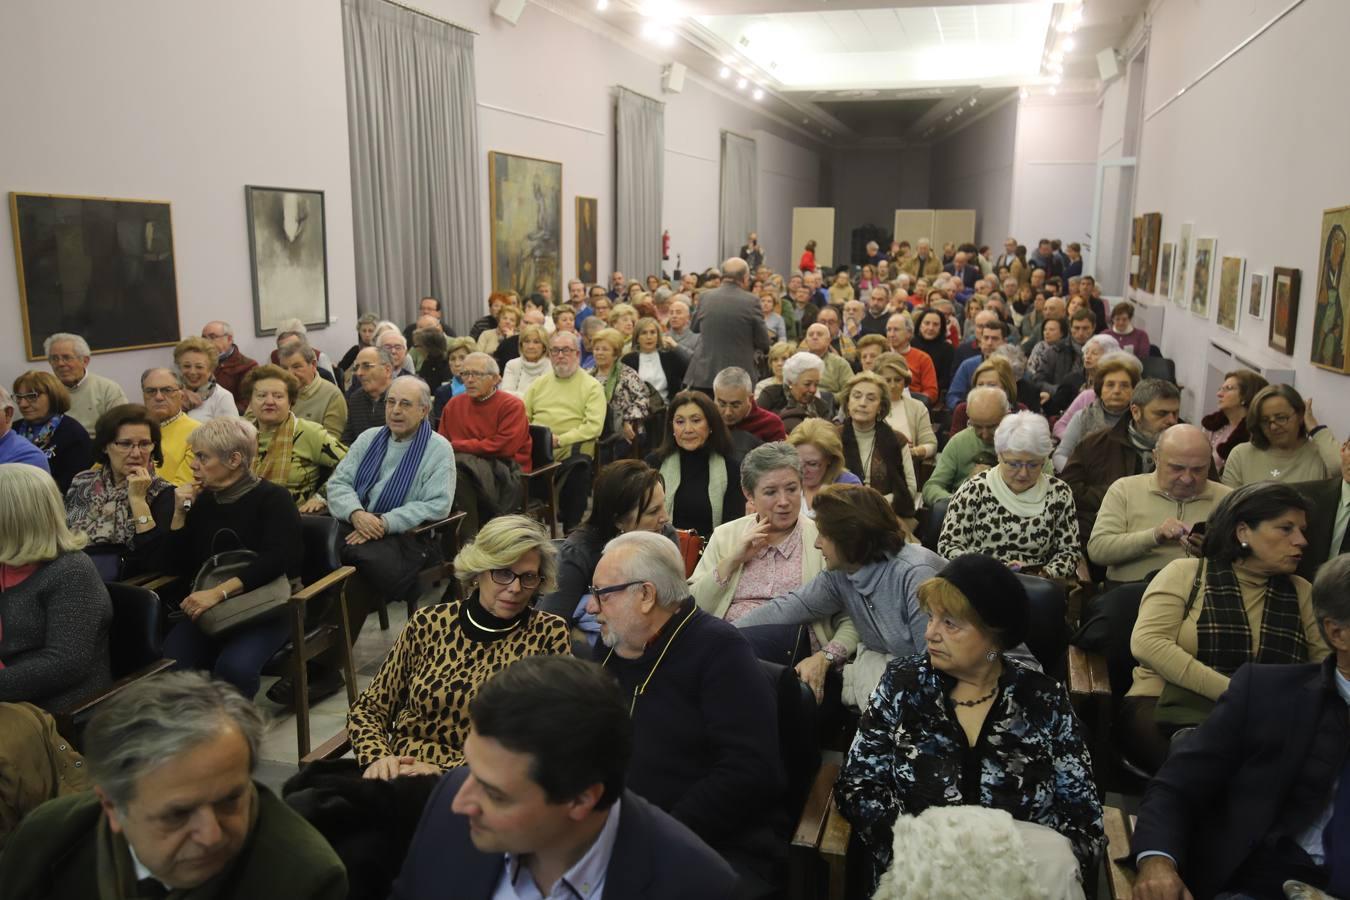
[1140,212,1162,293]
[489,151,562,304]
[1217,255,1244,333]
[1158,243,1174,302]
[10,191,181,360]
[1248,272,1267,319]
[1270,266,1302,355]
[1191,237,1216,319]
[575,196,597,285]
[245,186,329,336]
[1310,204,1350,374]
[1175,223,1193,309]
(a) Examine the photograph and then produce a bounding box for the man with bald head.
[666,296,700,356]
[923,387,1033,504]
[202,320,257,412]
[683,257,770,394]
[1087,424,1231,586]
[802,323,854,396]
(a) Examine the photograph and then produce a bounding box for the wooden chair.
[374,504,464,631]
[520,424,563,536]
[1068,644,1115,791]
[1103,806,1138,899]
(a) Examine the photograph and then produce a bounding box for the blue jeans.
[164,614,291,700]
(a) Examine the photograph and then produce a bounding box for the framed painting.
[245,186,329,336]
[1247,271,1267,319]
[9,191,182,360]
[1129,216,1143,288]
[1310,204,1350,373]
[1270,266,1302,355]
[1217,256,1244,333]
[1191,237,1216,319]
[1140,212,1162,293]
[489,151,562,304]
[1158,243,1174,301]
[575,196,597,285]
[1175,223,1194,309]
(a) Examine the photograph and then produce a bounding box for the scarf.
[659,449,726,532]
[984,466,1050,518]
[213,470,260,504]
[1126,421,1158,473]
[66,468,173,547]
[14,415,63,458]
[1194,559,1309,676]
[1076,400,1124,440]
[352,420,432,515]
[254,413,297,487]
[841,420,915,517]
[596,364,620,403]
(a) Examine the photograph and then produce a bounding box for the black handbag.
[191,529,292,637]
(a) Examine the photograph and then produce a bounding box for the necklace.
[465,605,522,634]
[952,685,999,707]
[603,605,696,714]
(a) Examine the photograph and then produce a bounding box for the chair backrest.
[1075,580,1148,702]
[104,582,164,678]
[529,424,555,469]
[1015,573,1068,681]
[1141,356,1176,384]
[759,658,820,825]
[922,496,950,553]
[299,514,343,587]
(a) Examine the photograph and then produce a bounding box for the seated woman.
[500,324,550,397]
[413,328,451,389]
[11,371,93,493]
[1107,301,1150,358]
[587,327,649,459]
[644,391,745,538]
[163,417,303,699]
[788,418,861,518]
[1123,482,1328,772]
[949,356,1025,436]
[607,303,639,350]
[65,405,176,580]
[174,336,238,422]
[1052,351,1142,471]
[1052,334,1122,439]
[759,291,788,344]
[836,554,1104,897]
[0,463,112,712]
[242,365,346,513]
[475,304,520,358]
[940,412,1079,581]
[874,353,938,464]
[754,340,798,398]
[431,336,478,424]
[1025,317,1076,409]
[1222,384,1340,487]
[759,351,830,433]
[348,515,570,779]
[911,308,956,392]
[622,317,688,404]
[1200,368,1267,473]
[690,442,858,697]
[854,334,888,373]
[838,371,917,524]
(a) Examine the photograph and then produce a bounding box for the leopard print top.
[347,596,571,768]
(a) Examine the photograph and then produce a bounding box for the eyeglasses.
[13,392,39,402]
[549,347,578,356]
[1260,413,1295,428]
[460,371,491,380]
[47,354,80,365]
[385,398,421,410]
[588,580,645,601]
[354,362,385,371]
[490,568,543,589]
[111,440,155,452]
[1000,458,1044,473]
[143,386,180,396]
[202,332,227,341]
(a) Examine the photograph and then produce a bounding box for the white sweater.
[501,357,551,397]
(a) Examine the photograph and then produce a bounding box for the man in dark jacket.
[1294,438,1350,581]
[391,656,737,900]
[685,258,771,392]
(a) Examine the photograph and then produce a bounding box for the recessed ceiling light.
[718,66,730,79]
[1063,37,1076,52]
[1050,86,1058,95]
[752,88,764,100]
[596,0,608,9]
[968,98,977,107]
[1051,73,1062,85]
[736,77,748,90]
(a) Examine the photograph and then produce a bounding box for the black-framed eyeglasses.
[588,580,645,601]
[489,568,543,589]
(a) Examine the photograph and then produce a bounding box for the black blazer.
[390,769,739,900]
[1293,477,1345,581]
[622,349,689,402]
[1131,658,1345,898]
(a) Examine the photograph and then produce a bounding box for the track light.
[595,0,608,9]
[736,77,748,90]
[752,88,764,100]
[719,66,731,79]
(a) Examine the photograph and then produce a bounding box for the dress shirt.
[495,801,621,900]
[1333,481,1350,557]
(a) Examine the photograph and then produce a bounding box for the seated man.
[141,367,201,485]
[922,387,1011,505]
[523,331,605,532]
[45,332,127,438]
[0,671,346,899]
[946,318,1008,410]
[1061,378,1183,542]
[885,313,938,404]
[1130,555,1350,900]
[437,352,531,535]
[1087,424,1230,586]
[279,341,348,441]
[391,655,737,900]
[1294,435,1350,581]
[713,366,786,458]
[802,323,854,397]
[0,386,50,472]
[202,320,258,412]
[588,531,785,888]
[375,328,416,378]
[341,346,393,445]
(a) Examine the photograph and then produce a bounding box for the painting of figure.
[1140,213,1162,293]
[489,152,562,305]
[1270,266,1301,355]
[576,196,597,284]
[1310,206,1350,373]
[246,186,329,335]
[1191,237,1216,319]
[1248,272,1266,319]
[1158,243,1174,302]
[1175,223,1193,309]
[1217,256,1244,332]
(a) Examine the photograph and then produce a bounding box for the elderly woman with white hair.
[1052,333,1123,439]
[939,412,1080,580]
[758,351,832,433]
[162,416,304,698]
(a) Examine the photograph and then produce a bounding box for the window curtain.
[342,0,482,336]
[614,87,664,283]
[719,131,758,264]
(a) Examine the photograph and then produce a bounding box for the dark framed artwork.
[1310,204,1350,374]
[1248,271,1267,319]
[1140,212,1162,293]
[488,151,562,303]
[9,191,181,360]
[576,196,597,284]
[245,186,330,336]
[1129,216,1143,288]
[1269,266,1302,355]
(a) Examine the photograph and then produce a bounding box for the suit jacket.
[685,284,772,388]
[391,770,739,900]
[622,349,689,402]
[1293,477,1347,581]
[1131,658,1346,899]
[900,254,941,279]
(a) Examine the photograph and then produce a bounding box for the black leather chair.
[1141,356,1176,384]
[1016,573,1069,681]
[519,424,562,535]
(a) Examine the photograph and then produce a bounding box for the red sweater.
[736,402,787,444]
[438,389,532,471]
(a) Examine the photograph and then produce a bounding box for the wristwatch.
[823,650,837,664]
[135,515,150,525]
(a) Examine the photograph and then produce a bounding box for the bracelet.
[219,588,229,603]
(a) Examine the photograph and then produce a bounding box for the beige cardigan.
[689,513,860,657]
[1127,557,1327,701]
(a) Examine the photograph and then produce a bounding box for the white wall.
[1128,0,1350,437]
[827,146,932,263]
[1009,92,1100,251]
[0,0,358,397]
[929,99,1018,248]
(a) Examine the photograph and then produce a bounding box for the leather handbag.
[191,530,292,637]
[1153,561,1215,729]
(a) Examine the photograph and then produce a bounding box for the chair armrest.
[819,796,852,861]
[413,511,462,536]
[792,761,840,849]
[300,727,353,766]
[57,658,177,735]
[290,566,357,604]
[1104,806,1137,899]
[522,461,562,479]
[1067,645,1111,699]
[120,572,180,592]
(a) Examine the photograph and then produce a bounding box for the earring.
[985,650,998,662]
[1240,541,1250,550]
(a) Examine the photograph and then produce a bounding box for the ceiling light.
[595,0,608,9]
[1049,49,1064,63]
[1049,86,1058,95]
[719,66,731,79]
[736,77,748,90]
[1051,73,1062,85]
[968,98,977,107]
[1063,37,1076,52]
[1019,87,1030,100]
[955,107,964,116]
[657,30,675,47]
[752,88,764,100]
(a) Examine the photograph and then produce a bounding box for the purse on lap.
[191,529,292,638]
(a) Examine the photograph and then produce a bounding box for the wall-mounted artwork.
[489,151,562,305]
[1310,204,1350,374]
[1129,216,1143,288]
[1247,272,1267,319]
[1140,212,1162,293]
[1270,266,1302,355]
[1217,255,1244,333]
[245,186,329,336]
[1158,243,1174,302]
[575,196,597,285]
[1175,223,1194,309]
[1190,237,1216,319]
[9,192,182,360]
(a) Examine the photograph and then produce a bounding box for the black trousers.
[556,453,594,532]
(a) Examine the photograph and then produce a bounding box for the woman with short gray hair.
[759,351,831,433]
[689,442,859,700]
[939,412,1079,580]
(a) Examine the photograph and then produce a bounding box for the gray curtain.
[342,0,482,336]
[614,87,664,283]
[719,131,758,264]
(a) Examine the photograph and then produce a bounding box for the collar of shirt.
[755,520,802,562]
[1336,667,1350,706]
[128,842,164,889]
[502,800,622,900]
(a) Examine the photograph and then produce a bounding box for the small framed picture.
[1247,271,1267,319]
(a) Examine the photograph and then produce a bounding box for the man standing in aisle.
[683,258,770,395]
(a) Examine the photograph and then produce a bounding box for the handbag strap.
[209,528,245,558]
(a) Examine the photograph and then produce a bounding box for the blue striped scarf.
[352,420,432,515]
